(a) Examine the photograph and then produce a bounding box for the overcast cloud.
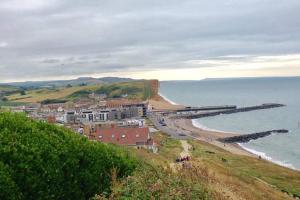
[0,0,300,82]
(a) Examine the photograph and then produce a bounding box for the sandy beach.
[149,95,254,157]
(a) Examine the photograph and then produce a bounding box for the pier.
[177,103,285,119]
[219,129,289,143]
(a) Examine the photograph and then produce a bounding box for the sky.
[0,0,300,82]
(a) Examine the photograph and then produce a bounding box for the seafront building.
[10,99,156,151]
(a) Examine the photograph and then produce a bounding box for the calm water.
[160,77,300,170]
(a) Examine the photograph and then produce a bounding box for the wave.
[192,119,234,134]
[238,143,298,170]
[158,92,178,105]
[192,119,299,171]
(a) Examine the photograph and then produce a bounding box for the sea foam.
[238,143,297,170]
[192,119,298,170]
[158,92,178,105]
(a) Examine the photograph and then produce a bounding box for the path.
[170,140,192,172]
[180,140,191,158]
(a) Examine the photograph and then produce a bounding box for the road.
[148,112,192,140]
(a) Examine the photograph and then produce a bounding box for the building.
[64,111,76,124]
[92,126,155,150]
[105,100,148,118]
[83,122,117,136]
[47,115,56,124]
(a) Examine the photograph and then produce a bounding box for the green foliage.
[20,90,26,96]
[0,100,26,107]
[0,112,137,200]
[95,160,213,200]
[68,90,91,99]
[41,99,68,104]
[1,97,8,102]
[0,162,21,200]
[95,85,121,96]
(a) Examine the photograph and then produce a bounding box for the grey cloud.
[41,58,60,64]
[0,0,300,82]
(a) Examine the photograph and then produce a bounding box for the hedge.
[0,112,137,200]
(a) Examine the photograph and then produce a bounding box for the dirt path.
[180,140,191,158]
[170,140,192,172]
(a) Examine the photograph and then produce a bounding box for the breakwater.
[175,105,237,112]
[179,103,285,119]
[219,129,289,143]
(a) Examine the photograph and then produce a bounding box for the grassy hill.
[0,85,20,92]
[0,112,299,199]
[0,77,135,89]
[7,85,101,103]
[98,131,300,200]
[7,80,157,103]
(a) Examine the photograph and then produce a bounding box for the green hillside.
[0,112,137,200]
[6,80,157,104]
[1,112,298,200]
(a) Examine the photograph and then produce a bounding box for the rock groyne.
[181,103,285,119]
[219,129,289,143]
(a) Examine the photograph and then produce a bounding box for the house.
[88,126,156,150]
[83,122,117,136]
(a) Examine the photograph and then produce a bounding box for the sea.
[159,77,300,170]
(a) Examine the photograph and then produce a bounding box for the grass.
[6,80,158,103]
[99,130,299,199]
[0,101,26,107]
[189,139,300,199]
[95,134,217,200]
[7,85,101,103]
[0,85,19,92]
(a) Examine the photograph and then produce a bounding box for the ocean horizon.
[160,77,300,170]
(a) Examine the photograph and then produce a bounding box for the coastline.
[150,94,253,157]
[151,93,299,170]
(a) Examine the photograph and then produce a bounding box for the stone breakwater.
[219,129,289,143]
[179,103,285,119]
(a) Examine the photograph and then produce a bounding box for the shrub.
[41,99,67,104]
[0,112,137,200]
[94,162,214,200]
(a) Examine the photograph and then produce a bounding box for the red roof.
[95,127,150,146]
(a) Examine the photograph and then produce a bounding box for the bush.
[41,99,67,104]
[94,162,214,200]
[0,112,137,200]
[0,162,21,200]
[68,90,91,99]
[20,90,26,96]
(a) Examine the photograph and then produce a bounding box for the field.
[0,85,19,92]
[7,85,101,103]
[6,80,156,103]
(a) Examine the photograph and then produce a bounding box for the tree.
[20,90,26,95]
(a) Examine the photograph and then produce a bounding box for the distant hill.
[0,77,136,89]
